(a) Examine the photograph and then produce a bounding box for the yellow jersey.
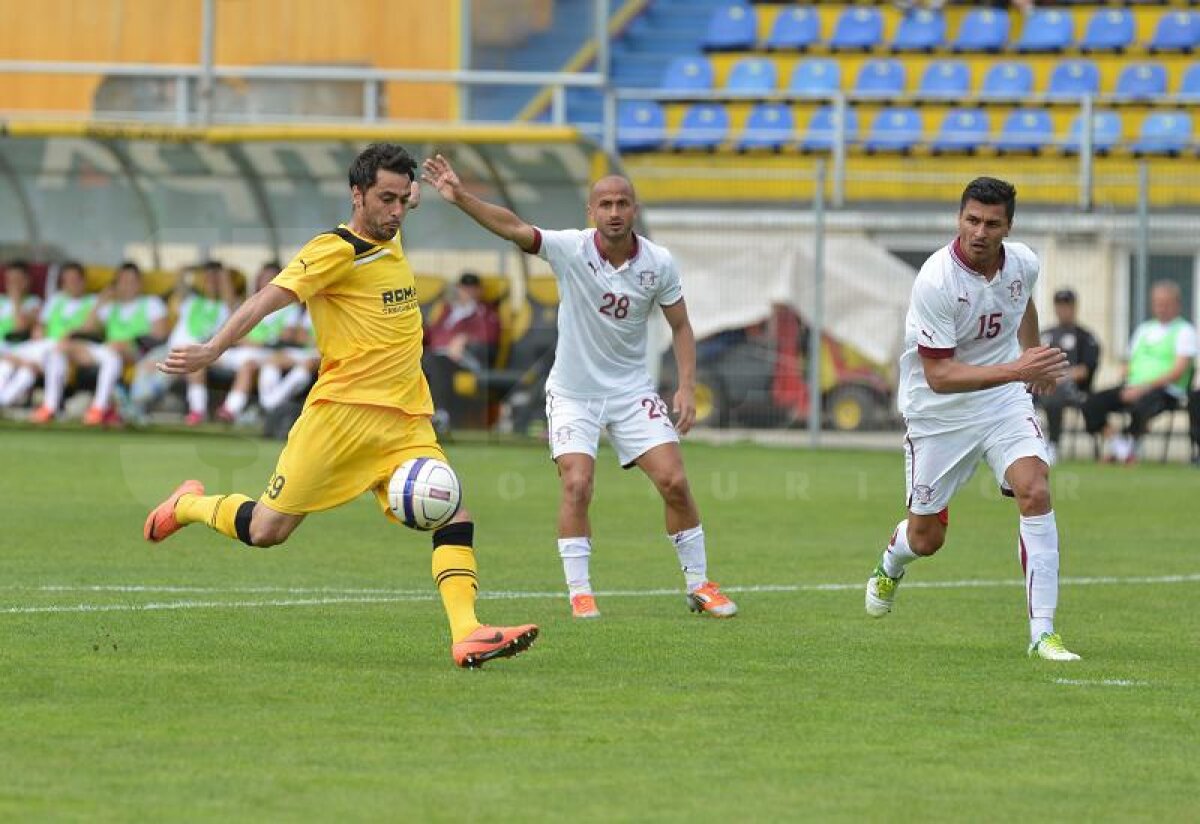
[272,224,431,415]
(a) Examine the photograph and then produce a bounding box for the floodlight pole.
[198,0,216,125]
[1134,160,1150,328]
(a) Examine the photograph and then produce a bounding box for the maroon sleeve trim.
[918,345,955,359]
[522,227,542,255]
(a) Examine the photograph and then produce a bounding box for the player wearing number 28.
[142,144,537,669]
[423,155,736,620]
[864,177,1081,661]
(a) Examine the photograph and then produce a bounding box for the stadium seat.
[788,59,841,96]
[981,62,1034,100]
[799,105,858,152]
[892,9,946,52]
[726,57,778,94]
[931,109,990,153]
[675,103,730,151]
[854,60,906,98]
[863,108,922,153]
[1149,11,1200,53]
[766,7,820,52]
[951,8,1010,53]
[737,103,795,151]
[617,101,666,153]
[1015,9,1074,52]
[661,56,714,93]
[918,61,970,100]
[1081,8,1135,53]
[830,7,884,51]
[1114,63,1168,101]
[703,4,757,52]
[1178,63,1200,100]
[995,109,1054,153]
[1062,110,1123,155]
[1131,111,1193,155]
[1047,60,1101,100]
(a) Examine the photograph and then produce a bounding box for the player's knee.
[908,526,945,555]
[248,518,292,547]
[561,473,593,506]
[656,471,691,506]
[1013,481,1052,516]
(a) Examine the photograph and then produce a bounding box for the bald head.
[589,175,637,205]
[1150,280,1182,322]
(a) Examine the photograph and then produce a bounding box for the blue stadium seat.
[892,9,946,52]
[1131,111,1193,154]
[995,109,1054,153]
[617,102,666,153]
[1062,110,1123,155]
[1178,63,1200,101]
[1115,63,1168,101]
[830,7,884,51]
[675,104,730,151]
[737,103,796,151]
[799,106,859,152]
[918,61,971,100]
[931,109,990,153]
[703,4,757,52]
[981,62,1034,100]
[789,59,841,96]
[952,8,1010,52]
[1015,9,1074,52]
[661,56,714,93]
[726,57,778,94]
[854,60,906,98]
[1149,11,1200,53]
[766,7,820,52]
[1081,8,1135,52]
[863,108,923,153]
[1047,60,1101,99]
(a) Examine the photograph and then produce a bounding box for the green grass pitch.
[1,427,1196,821]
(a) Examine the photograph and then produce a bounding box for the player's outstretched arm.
[421,154,538,252]
[157,285,297,375]
[662,299,697,434]
[922,345,1069,395]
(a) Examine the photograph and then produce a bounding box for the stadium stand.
[951,8,1010,53]
[918,60,971,99]
[1148,11,1200,53]
[765,7,820,52]
[1062,110,1124,154]
[1080,8,1135,53]
[1014,9,1075,53]
[789,59,842,96]
[799,105,858,152]
[1115,62,1169,100]
[617,101,667,153]
[1131,111,1193,154]
[830,7,885,52]
[891,9,946,53]
[981,62,1035,99]
[675,103,730,150]
[1047,60,1101,99]
[854,59,906,98]
[931,108,990,154]
[738,103,795,151]
[863,108,922,153]
[661,55,714,93]
[995,109,1055,153]
[726,57,778,93]
[703,4,758,52]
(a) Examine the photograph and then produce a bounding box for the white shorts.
[218,345,271,371]
[546,388,680,468]
[7,338,56,367]
[904,412,1048,515]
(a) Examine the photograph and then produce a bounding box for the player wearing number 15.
[864,177,1080,661]
[142,144,537,669]
[423,154,736,620]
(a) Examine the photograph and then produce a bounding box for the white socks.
[671,524,708,593]
[557,537,592,597]
[223,389,249,416]
[1020,511,1060,642]
[91,347,123,412]
[0,366,34,406]
[42,351,67,412]
[881,520,920,578]
[186,382,207,416]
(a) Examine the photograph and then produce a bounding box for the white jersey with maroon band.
[530,227,684,398]
[898,238,1040,433]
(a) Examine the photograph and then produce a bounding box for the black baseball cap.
[458,272,481,287]
[1053,288,1076,303]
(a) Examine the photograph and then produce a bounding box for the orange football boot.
[143,480,206,543]
[570,593,601,619]
[686,582,738,618]
[452,624,539,669]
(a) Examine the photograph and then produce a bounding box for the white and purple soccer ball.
[388,458,461,531]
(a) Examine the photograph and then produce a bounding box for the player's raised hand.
[1015,345,1069,386]
[421,154,462,202]
[157,343,218,375]
[673,386,696,435]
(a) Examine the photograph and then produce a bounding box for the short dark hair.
[458,272,481,287]
[349,143,417,192]
[5,259,29,274]
[60,260,84,277]
[118,260,142,277]
[1053,288,1077,304]
[960,177,1017,222]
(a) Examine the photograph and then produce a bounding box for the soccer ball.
[388,457,462,531]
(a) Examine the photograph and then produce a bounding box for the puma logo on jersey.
[957,296,970,304]
[920,329,935,342]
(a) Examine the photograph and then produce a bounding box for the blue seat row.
[616,100,1194,155]
[705,5,1200,54]
[662,54,1200,101]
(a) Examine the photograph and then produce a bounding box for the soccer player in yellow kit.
[144,143,537,669]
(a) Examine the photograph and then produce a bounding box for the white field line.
[1053,679,1151,688]
[1,573,1197,616]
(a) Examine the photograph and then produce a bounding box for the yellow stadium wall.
[0,0,458,119]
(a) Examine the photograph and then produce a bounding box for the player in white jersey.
[423,154,737,620]
[864,177,1081,661]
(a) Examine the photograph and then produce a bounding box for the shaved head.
[590,175,637,204]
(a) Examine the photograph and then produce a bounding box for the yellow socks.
[176,493,254,541]
[431,523,482,643]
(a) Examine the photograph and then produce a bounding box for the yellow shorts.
[260,401,447,522]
